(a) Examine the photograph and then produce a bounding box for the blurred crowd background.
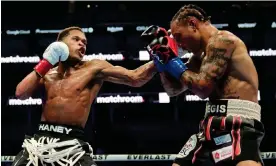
[1,1,276,166]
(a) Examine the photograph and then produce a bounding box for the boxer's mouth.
[78,48,85,57]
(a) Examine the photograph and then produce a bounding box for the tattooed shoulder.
[199,34,236,81]
[210,33,236,46]
[206,34,236,58]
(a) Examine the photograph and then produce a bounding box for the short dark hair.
[57,26,83,41]
[171,4,211,25]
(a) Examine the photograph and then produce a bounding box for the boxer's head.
[170,4,211,55]
[57,27,87,62]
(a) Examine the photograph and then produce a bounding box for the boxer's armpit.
[181,35,235,99]
[101,61,157,87]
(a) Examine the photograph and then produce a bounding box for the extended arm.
[99,61,157,87]
[180,36,235,98]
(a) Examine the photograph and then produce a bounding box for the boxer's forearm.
[180,70,213,99]
[159,60,196,97]
[160,73,185,97]
[130,61,157,87]
[16,71,43,99]
[103,61,157,87]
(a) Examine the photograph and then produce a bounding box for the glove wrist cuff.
[166,57,187,79]
[34,59,53,77]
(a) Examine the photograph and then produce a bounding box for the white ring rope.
[20,136,93,166]
[2,152,276,162]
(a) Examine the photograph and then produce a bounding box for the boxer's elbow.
[129,75,143,87]
[197,92,209,99]
[128,70,145,87]
[166,91,180,97]
[15,89,26,100]
[195,86,213,99]
[164,87,183,97]
[192,82,214,99]
[15,84,29,100]
[165,91,174,97]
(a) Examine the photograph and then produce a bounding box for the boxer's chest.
[44,68,98,97]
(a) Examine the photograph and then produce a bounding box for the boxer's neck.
[57,60,82,76]
[199,24,219,50]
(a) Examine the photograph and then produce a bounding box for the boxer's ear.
[188,18,198,30]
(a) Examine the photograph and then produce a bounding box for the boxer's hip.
[199,100,264,165]
[33,122,92,154]
[202,99,264,141]
[204,99,261,121]
[16,122,94,166]
[36,121,86,141]
[173,99,265,165]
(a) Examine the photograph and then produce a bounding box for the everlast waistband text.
[127,154,171,160]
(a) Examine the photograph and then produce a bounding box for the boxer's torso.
[41,60,105,128]
[188,31,259,103]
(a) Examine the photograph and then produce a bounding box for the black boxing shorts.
[173,99,265,166]
[12,122,97,166]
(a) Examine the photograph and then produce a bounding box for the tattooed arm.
[159,55,201,96]
[180,35,235,99]
[99,60,157,87]
[159,72,187,97]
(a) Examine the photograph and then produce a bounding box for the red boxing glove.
[140,25,168,47]
[151,36,178,64]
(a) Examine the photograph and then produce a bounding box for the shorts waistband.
[204,99,261,121]
[37,122,85,140]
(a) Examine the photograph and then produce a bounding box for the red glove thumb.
[150,36,179,64]
[161,36,178,57]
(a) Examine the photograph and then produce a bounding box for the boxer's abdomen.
[210,76,258,103]
[42,83,102,128]
[42,94,91,128]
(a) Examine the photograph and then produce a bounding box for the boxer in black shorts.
[13,26,157,166]
[174,100,264,166]
[12,122,96,166]
[140,4,265,166]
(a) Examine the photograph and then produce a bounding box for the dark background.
[1,1,276,166]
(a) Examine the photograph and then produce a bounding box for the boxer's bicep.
[201,36,234,81]
[181,35,235,98]
[101,65,135,86]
